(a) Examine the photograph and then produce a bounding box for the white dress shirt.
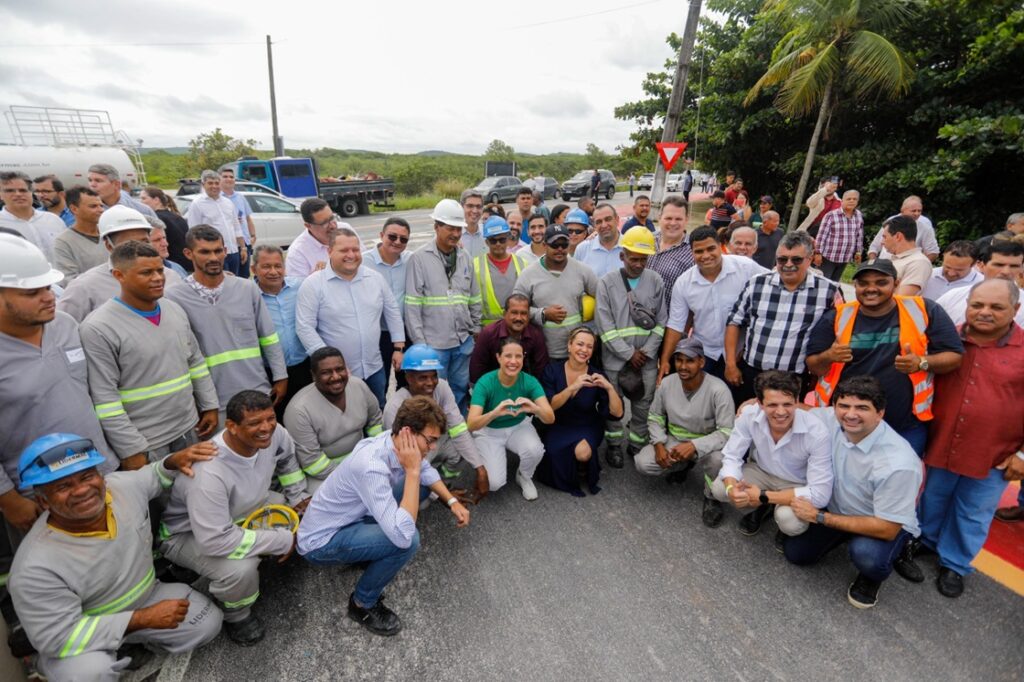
[185,192,242,254]
[667,255,767,361]
[286,230,329,279]
[921,266,982,301]
[718,404,834,508]
[937,283,1024,327]
[295,265,404,379]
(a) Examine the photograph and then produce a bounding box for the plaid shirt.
[728,271,840,372]
[648,235,695,308]
[815,208,863,263]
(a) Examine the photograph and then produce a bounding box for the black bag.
[620,270,658,331]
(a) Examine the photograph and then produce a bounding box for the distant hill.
[416,150,457,157]
[141,147,190,155]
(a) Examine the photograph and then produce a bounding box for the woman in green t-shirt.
[467,337,555,500]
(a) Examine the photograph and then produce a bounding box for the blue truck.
[215,156,395,217]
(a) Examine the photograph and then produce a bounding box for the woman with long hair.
[140,186,191,271]
[467,337,554,500]
[536,327,622,496]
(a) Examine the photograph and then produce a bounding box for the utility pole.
[651,0,702,217]
[266,35,284,156]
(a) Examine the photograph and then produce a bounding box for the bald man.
[753,211,783,269]
[869,196,940,262]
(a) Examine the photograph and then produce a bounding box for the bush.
[432,178,464,198]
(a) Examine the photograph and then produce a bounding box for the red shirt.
[925,323,1024,478]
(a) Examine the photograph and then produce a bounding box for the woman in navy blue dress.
[536,327,623,496]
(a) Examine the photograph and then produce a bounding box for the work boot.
[995,506,1024,522]
[701,498,724,528]
[847,573,881,609]
[348,593,402,636]
[893,539,925,583]
[666,458,696,485]
[604,443,624,469]
[225,613,265,646]
[738,504,773,536]
[773,530,786,554]
[116,642,154,671]
[936,567,964,598]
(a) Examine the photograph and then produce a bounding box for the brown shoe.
[995,506,1024,522]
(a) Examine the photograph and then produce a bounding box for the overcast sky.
[0,0,696,155]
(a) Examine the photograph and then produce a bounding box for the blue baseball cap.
[482,216,511,239]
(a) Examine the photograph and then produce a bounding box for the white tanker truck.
[0,105,146,189]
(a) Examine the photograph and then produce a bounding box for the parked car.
[666,174,684,192]
[174,191,306,249]
[637,173,655,190]
[524,176,560,200]
[561,169,616,200]
[472,175,524,204]
[235,181,289,199]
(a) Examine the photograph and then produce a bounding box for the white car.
[174,191,306,249]
[666,174,684,192]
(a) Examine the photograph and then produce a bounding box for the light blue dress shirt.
[573,237,623,279]
[362,245,410,315]
[295,265,404,379]
[260,276,307,367]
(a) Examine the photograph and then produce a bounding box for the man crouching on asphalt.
[297,395,470,636]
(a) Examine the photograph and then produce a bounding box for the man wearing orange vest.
[805,260,963,455]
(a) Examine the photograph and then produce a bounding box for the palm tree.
[745,0,916,231]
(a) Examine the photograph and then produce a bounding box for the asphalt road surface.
[143,457,1022,682]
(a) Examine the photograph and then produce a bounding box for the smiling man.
[79,241,219,471]
[283,347,383,493]
[0,172,65,263]
[254,245,310,417]
[806,259,963,456]
[185,170,245,275]
[161,390,311,645]
[574,203,624,278]
[469,293,549,383]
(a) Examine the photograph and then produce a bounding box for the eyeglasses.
[310,215,338,229]
[487,236,508,244]
[567,228,587,235]
[419,432,440,446]
[549,240,570,250]
[385,233,410,244]
[776,256,806,265]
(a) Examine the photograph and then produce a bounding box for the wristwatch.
[815,511,826,525]
[759,490,770,506]
[446,497,458,508]
[919,356,930,371]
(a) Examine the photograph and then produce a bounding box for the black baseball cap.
[544,224,570,244]
[853,259,898,279]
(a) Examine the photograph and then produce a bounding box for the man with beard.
[33,175,74,226]
[470,293,549,383]
[80,241,219,471]
[516,213,548,266]
[283,347,383,493]
[166,226,288,416]
[620,195,654,233]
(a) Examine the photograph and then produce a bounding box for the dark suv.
[561,170,616,200]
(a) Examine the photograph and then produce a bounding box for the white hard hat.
[0,234,64,289]
[429,199,467,228]
[98,205,152,240]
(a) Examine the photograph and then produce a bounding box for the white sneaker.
[516,471,538,501]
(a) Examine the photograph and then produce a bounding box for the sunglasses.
[776,256,805,265]
[567,228,587,235]
[549,240,570,249]
[385,233,410,244]
[487,236,508,244]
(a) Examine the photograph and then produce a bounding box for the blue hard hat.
[564,208,590,226]
[482,216,511,239]
[18,433,107,490]
[401,344,445,372]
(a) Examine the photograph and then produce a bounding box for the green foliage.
[616,0,1024,240]
[187,128,259,174]
[484,139,515,160]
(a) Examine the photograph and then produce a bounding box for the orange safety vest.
[812,296,934,420]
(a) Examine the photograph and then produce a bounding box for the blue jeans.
[238,244,252,279]
[897,422,928,458]
[364,367,387,410]
[434,337,473,414]
[224,251,240,275]
[919,466,1008,575]
[784,522,912,583]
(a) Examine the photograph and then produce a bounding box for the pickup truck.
[217,156,395,217]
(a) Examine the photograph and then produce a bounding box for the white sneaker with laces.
[516,471,538,501]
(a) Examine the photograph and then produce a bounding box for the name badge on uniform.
[66,347,85,363]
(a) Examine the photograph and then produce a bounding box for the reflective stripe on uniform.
[302,452,350,476]
[223,590,260,610]
[228,529,257,560]
[648,414,666,425]
[152,462,174,489]
[405,294,474,307]
[475,254,523,322]
[60,616,100,658]
[189,364,210,380]
[667,424,709,440]
[543,313,583,328]
[366,424,383,437]
[600,326,657,343]
[118,372,191,404]
[95,400,126,420]
[628,431,647,444]
[258,333,279,347]
[84,566,155,616]
[205,346,262,368]
[278,469,304,487]
[448,422,468,438]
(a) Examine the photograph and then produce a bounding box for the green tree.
[187,128,260,174]
[745,0,916,229]
[484,139,515,160]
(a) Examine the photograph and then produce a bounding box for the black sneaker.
[773,530,786,554]
[225,613,265,646]
[738,504,773,536]
[605,445,624,469]
[893,540,925,583]
[348,593,402,636]
[847,573,881,609]
[936,567,964,598]
[701,497,724,528]
[116,642,155,670]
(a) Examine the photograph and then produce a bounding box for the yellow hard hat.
[581,294,596,321]
[620,226,656,255]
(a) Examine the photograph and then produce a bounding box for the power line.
[507,0,668,30]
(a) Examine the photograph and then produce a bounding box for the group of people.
[0,164,1022,678]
